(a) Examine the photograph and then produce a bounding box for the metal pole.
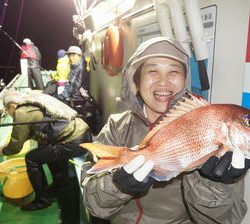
[92,3,155,36]
[73,0,80,15]
[0,28,26,54]
[86,0,99,13]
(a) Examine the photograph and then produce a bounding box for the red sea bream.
[80,93,250,181]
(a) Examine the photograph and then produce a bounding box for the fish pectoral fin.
[150,169,180,182]
[213,143,231,157]
[86,158,122,174]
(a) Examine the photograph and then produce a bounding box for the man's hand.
[113,155,154,197]
[199,150,250,184]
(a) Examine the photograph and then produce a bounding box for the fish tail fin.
[80,143,128,174]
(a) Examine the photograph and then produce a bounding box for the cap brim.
[66,51,82,55]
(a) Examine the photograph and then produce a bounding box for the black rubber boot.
[57,182,80,223]
[21,164,51,211]
[21,198,51,211]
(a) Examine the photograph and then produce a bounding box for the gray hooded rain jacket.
[81,37,247,224]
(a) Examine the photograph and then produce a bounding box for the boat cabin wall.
[199,0,249,106]
[85,0,249,123]
[85,0,154,123]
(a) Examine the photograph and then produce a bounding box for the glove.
[113,155,155,197]
[199,150,250,184]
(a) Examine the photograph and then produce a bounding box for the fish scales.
[142,108,221,161]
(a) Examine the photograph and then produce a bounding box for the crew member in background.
[44,49,70,96]
[51,49,70,82]
[0,90,91,224]
[81,37,249,223]
[57,46,89,102]
[56,46,101,135]
[20,38,44,90]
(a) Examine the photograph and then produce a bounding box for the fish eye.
[242,114,250,127]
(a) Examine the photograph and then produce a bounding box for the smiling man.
[81,37,247,224]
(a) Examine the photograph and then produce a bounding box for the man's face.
[138,57,186,122]
[68,53,81,65]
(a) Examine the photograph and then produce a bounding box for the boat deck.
[0,74,90,224]
[0,195,59,224]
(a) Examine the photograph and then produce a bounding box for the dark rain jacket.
[59,59,86,101]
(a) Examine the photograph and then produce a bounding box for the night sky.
[0,0,77,84]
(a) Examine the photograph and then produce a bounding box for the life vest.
[54,56,70,81]
[103,24,123,76]
[18,92,77,121]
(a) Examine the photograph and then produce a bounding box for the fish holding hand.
[80,93,250,181]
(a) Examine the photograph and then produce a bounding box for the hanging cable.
[4,0,24,80]
[0,0,9,33]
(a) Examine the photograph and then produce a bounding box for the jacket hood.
[119,37,190,116]
[3,90,77,121]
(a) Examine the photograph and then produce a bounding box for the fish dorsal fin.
[138,93,209,149]
[158,93,208,126]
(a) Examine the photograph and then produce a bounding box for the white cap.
[123,37,190,95]
[23,38,32,45]
[66,46,82,55]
